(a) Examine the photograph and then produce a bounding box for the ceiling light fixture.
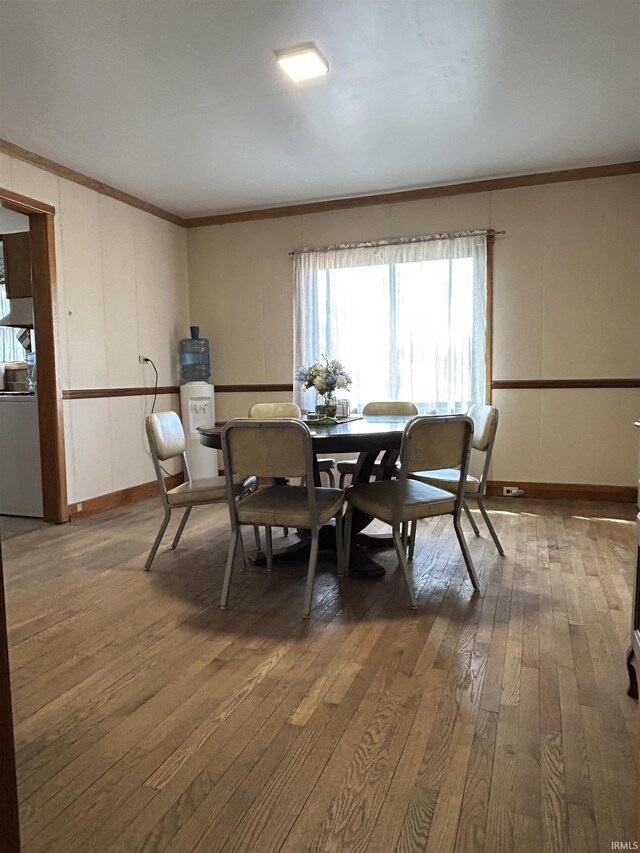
[275,42,329,82]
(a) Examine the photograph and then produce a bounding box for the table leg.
[627,646,638,699]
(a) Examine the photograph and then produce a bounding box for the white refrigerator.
[0,393,43,517]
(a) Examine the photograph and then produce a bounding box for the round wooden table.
[198,415,413,577]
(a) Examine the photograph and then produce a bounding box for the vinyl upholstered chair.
[337,401,419,488]
[407,404,504,558]
[343,415,479,608]
[220,418,345,618]
[248,402,336,486]
[144,411,255,570]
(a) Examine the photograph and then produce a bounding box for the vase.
[315,394,337,418]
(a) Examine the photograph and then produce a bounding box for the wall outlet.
[503,486,524,497]
[138,355,149,364]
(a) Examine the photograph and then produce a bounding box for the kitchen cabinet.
[1,232,32,299]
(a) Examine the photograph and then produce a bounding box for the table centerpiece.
[295,356,352,418]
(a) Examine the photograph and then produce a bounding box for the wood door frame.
[0,542,20,851]
[1,187,68,523]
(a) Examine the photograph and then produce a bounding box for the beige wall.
[188,175,640,487]
[1,150,637,504]
[0,153,189,504]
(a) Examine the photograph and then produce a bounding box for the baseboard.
[67,475,636,517]
[486,480,637,503]
[69,474,184,517]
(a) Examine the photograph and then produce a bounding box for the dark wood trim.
[5,143,639,231]
[0,184,55,215]
[62,386,180,400]
[62,383,293,399]
[487,480,636,503]
[485,233,494,405]
[492,378,640,390]
[29,213,69,524]
[0,544,21,853]
[69,473,184,517]
[0,138,185,227]
[215,383,294,393]
[185,160,640,227]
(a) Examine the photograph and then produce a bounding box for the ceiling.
[1,1,639,218]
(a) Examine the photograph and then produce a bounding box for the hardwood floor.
[2,497,637,852]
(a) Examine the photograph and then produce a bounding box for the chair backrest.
[248,402,301,419]
[222,418,314,481]
[146,411,185,461]
[362,401,418,416]
[467,404,498,452]
[467,404,499,492]
[146,412,188,500]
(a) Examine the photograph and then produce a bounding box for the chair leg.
[477,496,505,556]
[453,516,480,590]
[237,527,247,570]
[220,527,240,609]
[145,508,171,571]
[265,527,273,570]
[303,530,320,618]
[171,506,192,549]
[335,511,346,577]
[408,520,417,560]
[392,526,417,608]
[343,506,354,574]
[253,525,262,550]
[463,500,480,537]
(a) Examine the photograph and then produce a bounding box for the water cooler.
[179,327,217,479]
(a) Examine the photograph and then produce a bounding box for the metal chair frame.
[343,415,478,608]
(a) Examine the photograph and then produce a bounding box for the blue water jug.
[179,326,211,382]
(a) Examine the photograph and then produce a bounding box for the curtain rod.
[289,229,505,256]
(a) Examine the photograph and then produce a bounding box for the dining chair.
[407,403,504,558]
[248,402,336,486]
[144,411,255,570]
[220,418,345,618]
[343,415,478,607]
[337,401,418,488]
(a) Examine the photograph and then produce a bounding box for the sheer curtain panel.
[293,232,488,413]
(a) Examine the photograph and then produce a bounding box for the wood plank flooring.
[2,497,637,852]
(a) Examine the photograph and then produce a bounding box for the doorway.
[0,187,68,524]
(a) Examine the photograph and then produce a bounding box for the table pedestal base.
[246,524,389,579]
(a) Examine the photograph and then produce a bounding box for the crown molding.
[3,136,639,231]
[0,138,186,226]
[185,160,640,227]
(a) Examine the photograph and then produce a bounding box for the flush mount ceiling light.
[275,42,329,82]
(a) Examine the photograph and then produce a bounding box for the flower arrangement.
[295,355,351,413]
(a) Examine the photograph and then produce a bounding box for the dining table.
[198,414,415,577]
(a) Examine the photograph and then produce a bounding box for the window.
[293,232,488,413]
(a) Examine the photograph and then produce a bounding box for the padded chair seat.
[409,468,480,495]
[317,458,336,471]
[345,479,456,525]
[167,475,255,506]
[236,485,344,527]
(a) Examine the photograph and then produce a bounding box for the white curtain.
[293,233,487,413]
